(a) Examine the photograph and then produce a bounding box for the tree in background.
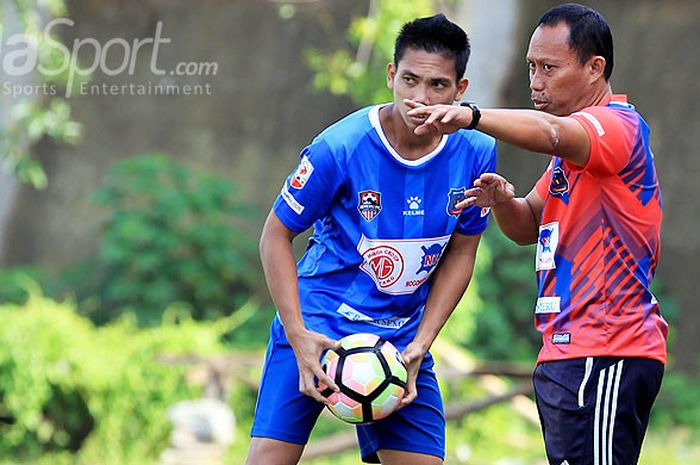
[0,0,84,188]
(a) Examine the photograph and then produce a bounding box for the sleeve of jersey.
[455,143,497,236]
[569,107,636,178]
[535,159,554,199]
[272,139,343,233]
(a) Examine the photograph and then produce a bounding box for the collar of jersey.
[601,93,633,109]
[369,104,449,167]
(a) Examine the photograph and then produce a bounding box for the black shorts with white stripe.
[533,357,664,465]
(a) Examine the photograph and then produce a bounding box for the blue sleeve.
[455,142,497,235]
[272,139,344,233]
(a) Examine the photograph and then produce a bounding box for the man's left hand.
[399,340,426,408]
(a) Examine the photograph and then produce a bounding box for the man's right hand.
[457,173,515,209]
[288,329,341,404]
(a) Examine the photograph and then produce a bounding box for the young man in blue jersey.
[246,14,496,465]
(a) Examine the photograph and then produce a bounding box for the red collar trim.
[599,94,628,106]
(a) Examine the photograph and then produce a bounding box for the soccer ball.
[319,333,407,424]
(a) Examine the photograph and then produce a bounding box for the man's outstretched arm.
[405,100,591,167]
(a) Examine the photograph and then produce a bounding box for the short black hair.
[394,14,470,80]
[538,3,614,80]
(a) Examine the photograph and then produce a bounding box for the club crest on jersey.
[358,190,382,222]
[549,166,570,203]
[290,156,314,189]
[417,243,444,274]
[446,187,467,216]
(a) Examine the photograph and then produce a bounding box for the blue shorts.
[251,319,445,463]
[533,357,664,465]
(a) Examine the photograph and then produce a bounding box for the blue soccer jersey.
[273,105,496,347]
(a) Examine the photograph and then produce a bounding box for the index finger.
[403,98,425,109]
[315,366,339,393]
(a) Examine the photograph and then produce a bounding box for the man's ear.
[455,77,469,101]
[387,62,396,90]
[589,56,606,82]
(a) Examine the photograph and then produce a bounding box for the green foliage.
[468,228,540,360]
[306,0,438,105]
[90,154,258,324]
[0,267,51,304]
[0,293,237,465]
[1,0,84,189]
[652,371,700,430]
[444,226,540,361]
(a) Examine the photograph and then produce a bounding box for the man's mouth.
[532,97,549,110]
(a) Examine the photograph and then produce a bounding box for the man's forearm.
[492,198,539,245]
[412,235,479,353]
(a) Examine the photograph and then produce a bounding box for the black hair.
[394,14,470,80]
[538,3,614,80]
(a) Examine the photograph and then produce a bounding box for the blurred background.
[0,0,698,464]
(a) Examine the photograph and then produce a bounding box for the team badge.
[446,187,467,216]
[358,190,382,222]
[549,166,569,203]
[290,156,314,189]
[417,243,444,274]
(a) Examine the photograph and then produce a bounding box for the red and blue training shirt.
[533,94,668,364]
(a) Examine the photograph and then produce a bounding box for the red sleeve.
[568,106,637,178]
[535,158,554,199]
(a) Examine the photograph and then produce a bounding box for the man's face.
[527,22,595,116]
[387,48,467,130]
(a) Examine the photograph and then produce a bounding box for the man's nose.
[412,85,430,105]
[530,70,545,92]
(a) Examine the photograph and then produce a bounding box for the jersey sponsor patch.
[535,296,561,314]
[357,234,450,295]
[417,243,444,274]
[336,303,410,329]
[536,222,559,271]
[290,155,314,189]
[552,333,571,345]
[446,187,467,216]
[358,190,382,222]
[280,186,305,215]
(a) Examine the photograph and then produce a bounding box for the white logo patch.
[535,296,561,314]
[536,222,559,271]
[289,155,314,189]
[337,303,410,329]
[280,186,304,215]
[357,234,450,295]
[403,196,425,216]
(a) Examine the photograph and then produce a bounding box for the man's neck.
[586,82,614,109]
[380,104,444,161]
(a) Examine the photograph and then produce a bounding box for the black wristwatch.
[459,101,481,130]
